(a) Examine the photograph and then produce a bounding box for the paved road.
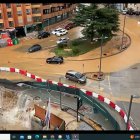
[116,101,140,130]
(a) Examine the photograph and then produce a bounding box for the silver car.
[65,70,86,84]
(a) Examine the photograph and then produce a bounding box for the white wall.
[0,134,10,140]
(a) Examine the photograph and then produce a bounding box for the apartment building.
[0,3,76,35]
[127,3,140,11]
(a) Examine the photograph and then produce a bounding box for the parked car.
[121,9,127,15]
[127,9,134,15]
[135,11,140,15]
[52,28,68,36]
[65,70,87,84]
[52,28,63,34]
[56,37,69,44]
[46,56,63,64]
[64,22,76,30]
[38,31,50,39]
[28,44,42,53]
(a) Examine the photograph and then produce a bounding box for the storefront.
[25,22,43,34]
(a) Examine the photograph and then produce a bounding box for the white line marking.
[107,73,113,95]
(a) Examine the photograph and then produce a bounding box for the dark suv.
[28,44,42,53]
[65,70,86,84]
[38,31,50,39]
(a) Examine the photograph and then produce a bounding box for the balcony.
[32,9,41,16]
[25,3,31,6]
[6,4,11,8]
[31,4,41,8]
[16,4,22,7]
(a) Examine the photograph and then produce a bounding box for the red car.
[64,22,75,30]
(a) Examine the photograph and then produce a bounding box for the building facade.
[0,3,76,34]
[127,3,140,11]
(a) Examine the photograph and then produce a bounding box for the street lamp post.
[98,34,104,79]
[126,95,140,130]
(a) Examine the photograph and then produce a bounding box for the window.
[9,21,14,27]
[7,12,12,18]
[26,9,31,15]
[60,6,63,10]
[43,19,49,27]
[57,6,61,11]
[25,3,30,6]
[63,13,67,19]
[49,17,55,25]
[33,16,41,22]
[32,8,41,14]
[17,11,22,16]
[51,7,56,12]
[6,3,11,8]
[0,13,2,19]
[16,3,21,7]
[0,23,4,28]
[18,18,23,24]
[27,16,32,22]
[56,15,61,22]
[43,9,50,14]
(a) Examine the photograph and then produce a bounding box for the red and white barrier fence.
[0,67,133,130]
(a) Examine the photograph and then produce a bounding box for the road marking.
[107,73,113,95]
[122,102,139,129]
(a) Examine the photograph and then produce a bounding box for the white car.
[56,37,69,44]
[122,9,127,15]
[52,28,63,35]
[52,28,68,36]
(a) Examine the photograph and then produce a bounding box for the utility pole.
[126,95,133,130]
[82,64,84,73]
[98,34,104,79]
[126,95,140,130]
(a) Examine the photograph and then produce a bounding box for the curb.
[0,66,134,130]
[84,72,105,81]
[65,30,131,61]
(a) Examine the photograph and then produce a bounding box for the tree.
[72,4,119,42]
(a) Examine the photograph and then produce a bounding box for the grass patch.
[52,37,111,57]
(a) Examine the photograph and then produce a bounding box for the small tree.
[72,4,119,42]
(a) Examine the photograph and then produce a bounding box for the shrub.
[72,48,80,55]
[57,43,64,49]
[72,39,81,46]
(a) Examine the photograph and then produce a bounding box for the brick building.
[0,3,76,35]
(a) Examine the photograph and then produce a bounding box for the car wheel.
[77,81,81,84]
[66,77,69,80]
[47,61,49,64]
[38,36,42,39]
